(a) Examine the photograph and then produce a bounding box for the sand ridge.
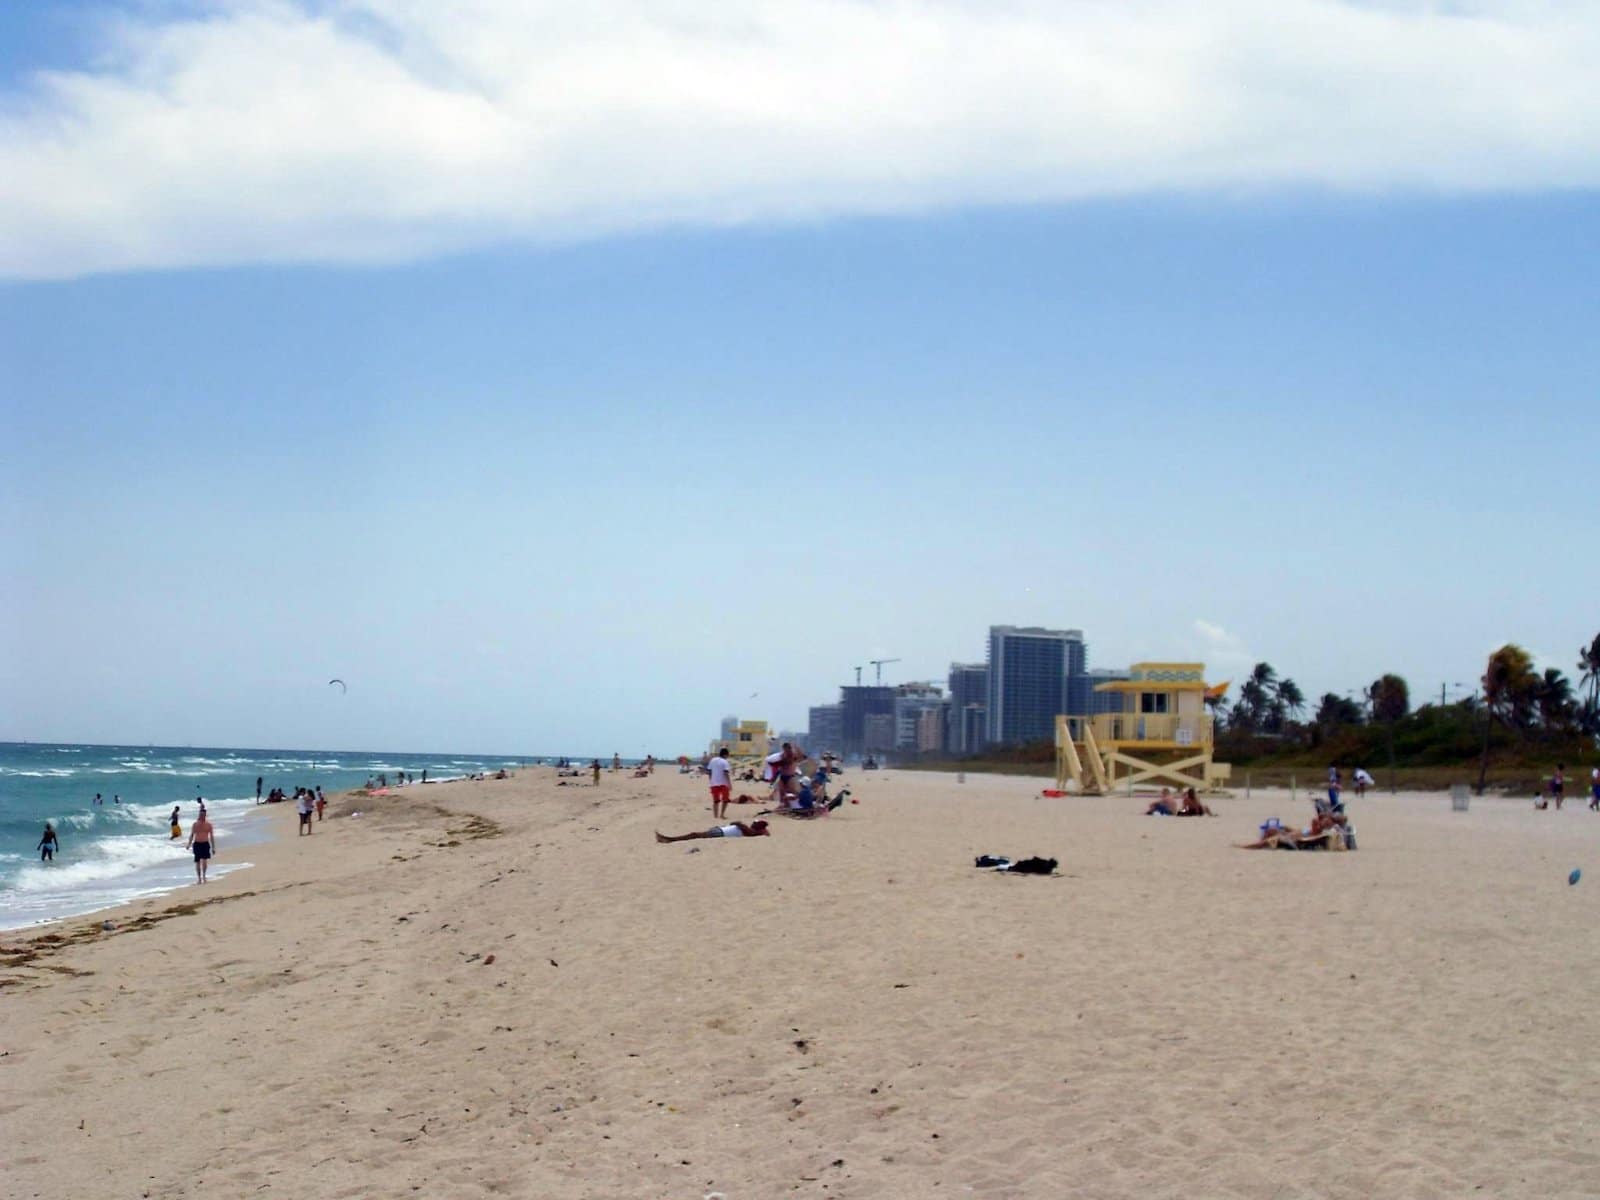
[4,768,1599,1198]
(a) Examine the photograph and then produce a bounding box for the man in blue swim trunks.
[187,809,217,883]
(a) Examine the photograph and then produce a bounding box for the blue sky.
[2,3,1597,754]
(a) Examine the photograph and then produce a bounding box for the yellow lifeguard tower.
[713,719,772,768]
[1054,663,1231,794]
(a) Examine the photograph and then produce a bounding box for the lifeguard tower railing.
[1062,713,1214,749]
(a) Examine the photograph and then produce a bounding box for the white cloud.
[1190,618,1255,676]
[3,0,1598,278]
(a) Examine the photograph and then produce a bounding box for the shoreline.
[6,769,1600,1199]
[0,796,277,933]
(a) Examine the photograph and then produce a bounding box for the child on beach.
[169,806,182,839]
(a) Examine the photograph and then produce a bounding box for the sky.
[2,1,1597,755]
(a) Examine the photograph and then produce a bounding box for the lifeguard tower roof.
[1093,662,1210,693]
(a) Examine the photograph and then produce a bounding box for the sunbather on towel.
[656,821,770,843]
[1237,812,1345,850]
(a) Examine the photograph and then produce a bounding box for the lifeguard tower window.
[1139,693,1169,714]
[739,733,753,743]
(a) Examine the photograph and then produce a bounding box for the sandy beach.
[5,767,1599,1199]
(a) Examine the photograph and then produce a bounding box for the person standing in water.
[187,808,216,883]
[169,806,182,839]
[38,822,59,861]
[256,776,263,804]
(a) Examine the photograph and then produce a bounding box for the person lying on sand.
[656,821,770,843]
[1237,812,1346,850]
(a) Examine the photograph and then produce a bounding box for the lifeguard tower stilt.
[1054,663,1231,794]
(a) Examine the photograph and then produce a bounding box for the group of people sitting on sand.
[1237,810,1355,851]
[1143,786,1216,817]
[658,744,852,841]
[1140,776,1357,850]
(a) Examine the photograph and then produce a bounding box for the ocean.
[0,742,535,930]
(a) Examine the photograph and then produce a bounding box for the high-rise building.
[985,625,1086,745]
[808,704,844,753]
[892,682,944,749]
[1086,668,1131,715]
[862,712,897,754]
[840,686,895,756]
[946,662,989,753]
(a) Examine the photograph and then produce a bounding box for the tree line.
[1208,634,1600,786]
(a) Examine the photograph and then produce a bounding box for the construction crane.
[853,665,864,686]
[870,657,901,685]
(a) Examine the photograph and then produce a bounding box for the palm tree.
[1369,674,1410,725]
[1578,634,1600,723]
[1276,678,1306,723]
[1478,644,1538,793]
[1235,678,1268,733]
[1369,674,1409,786]
[1235,663,1277,734]
[1537,668,1574,731]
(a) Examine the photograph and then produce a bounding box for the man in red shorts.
[707,746,733,818]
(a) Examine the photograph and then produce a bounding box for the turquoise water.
[0,743,536,929]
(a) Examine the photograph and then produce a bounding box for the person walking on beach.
[187,809,215,882]
[256,776,263,804]
[37,822,59,862]
[612,753,621,772]
[1590,766,1600,812]
[297,788,314,835]
[708,747,733,818]
[1550,765,1566,810]
[592,758,602,786]
[315,787,326,822]
[769,742,807,809]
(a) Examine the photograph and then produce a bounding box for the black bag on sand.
[1004,857,1058,875]
[974,855,1011,868]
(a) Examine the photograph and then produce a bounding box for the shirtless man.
[656,821,770,843]
[187,809,217,883]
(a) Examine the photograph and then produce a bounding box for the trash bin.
[1450,784,1469,812]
